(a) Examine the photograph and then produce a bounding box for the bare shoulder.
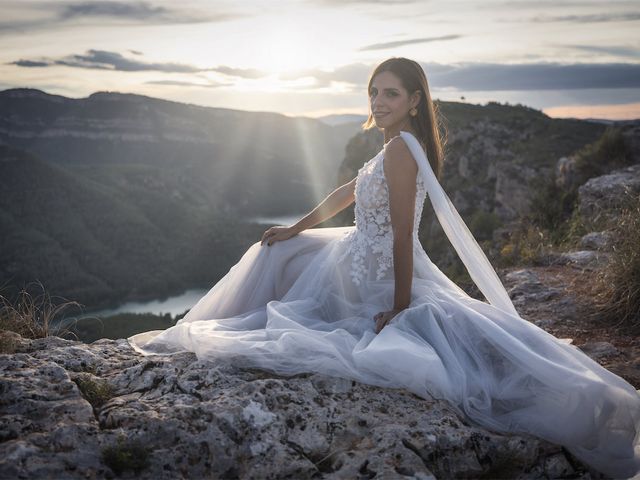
[384,136,417,176]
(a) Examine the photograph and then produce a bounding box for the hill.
[0,145,263,307]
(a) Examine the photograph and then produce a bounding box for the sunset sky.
[1,0,639,120]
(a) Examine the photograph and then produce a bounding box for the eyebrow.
[370,87,399,92]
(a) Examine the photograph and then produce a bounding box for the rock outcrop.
[578,163,640,228]
[0,328,615,479]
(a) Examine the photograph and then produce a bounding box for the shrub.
[527,126,631,249]
[588,192,640,333]
[74,376,115,409]
[497,218,554,267]
[0,330,21,354]
[468,210,502,242]
[528,176,578,240]
[0,281,82,340]
[102,434,151,475]
[573,127,631,181]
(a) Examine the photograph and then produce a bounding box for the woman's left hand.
[373,308,403,334]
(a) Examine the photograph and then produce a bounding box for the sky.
[1,0,639,120]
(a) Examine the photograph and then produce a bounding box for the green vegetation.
[102,434,151,476]
[497,219,554,267]
[0,144,267,310]
[572,127,631,183]
[589,193,640,333]
[499,126,633,266]
[468,210,502,242]
[74,376,116,409]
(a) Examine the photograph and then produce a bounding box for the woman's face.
[369,71,416,131]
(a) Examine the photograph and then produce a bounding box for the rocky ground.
[505,262,640,391]
[0,326,620,480]
[2,250,638,480]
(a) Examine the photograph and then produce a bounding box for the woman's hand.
[373,308,403,334]
[260,225,298,246]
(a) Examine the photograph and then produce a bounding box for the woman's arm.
[289,177,356,234]
[384,137,418,311]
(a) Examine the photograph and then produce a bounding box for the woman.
[129,57,640,478]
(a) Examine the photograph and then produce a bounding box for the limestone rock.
[578,164,640,228]
[506,269,563,306]
[580,231,615,251]
[577,341,621,360]
[0,332,605,479]
[554,250,611,269]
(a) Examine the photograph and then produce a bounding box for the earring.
[409,107,417,116]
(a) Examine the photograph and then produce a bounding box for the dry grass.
[0,281,82,341]
[497,218,555,267]
[588,192,640,334]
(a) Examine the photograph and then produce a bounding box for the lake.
[245,213,306,226]
[60,287,209,324]
[57,213,306,325]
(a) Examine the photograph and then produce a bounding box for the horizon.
[1,1,639,121]
[2,85,636,124]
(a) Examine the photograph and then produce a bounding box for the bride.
[129,57,640,478]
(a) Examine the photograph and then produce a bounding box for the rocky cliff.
[3,227,639,480]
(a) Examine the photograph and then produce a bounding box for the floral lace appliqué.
[338,149,427,285]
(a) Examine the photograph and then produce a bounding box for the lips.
[374,112,389,117]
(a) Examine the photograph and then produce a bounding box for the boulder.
[578,164,640,228]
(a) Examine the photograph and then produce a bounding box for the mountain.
[315,113,368,126]
[0,88,371,308]
[0,88,348,216]
[0,144,264,308]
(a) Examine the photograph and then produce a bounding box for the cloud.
[526,11,640,23]
[11,50,639,93]
[358,35,462,51]
[0,1,247,35]
[425,61,640,90]
[57,1,168,20]
[7,49,273,80]
[10,60,51,67]
[280,61,640,91]
[212,66,268,79]
[310,0,418,5]
[277,62,374,89]
[563,44,640,59]
[144,80,233,88]
[8,49,202,73]
[490,0,638,8]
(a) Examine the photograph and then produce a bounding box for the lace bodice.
[338,146,427,285]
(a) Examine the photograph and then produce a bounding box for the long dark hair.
[362,57,447,180]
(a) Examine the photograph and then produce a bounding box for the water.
[55,212,306,327]
[245,213,305,226]
[62,288,209,323]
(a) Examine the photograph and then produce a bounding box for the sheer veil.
[399,130,519,317]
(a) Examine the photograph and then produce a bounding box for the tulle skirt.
[128,226,640,479]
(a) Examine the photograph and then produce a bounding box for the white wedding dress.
[129,131,640,479]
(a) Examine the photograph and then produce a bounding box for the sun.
[256,32,309,75]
